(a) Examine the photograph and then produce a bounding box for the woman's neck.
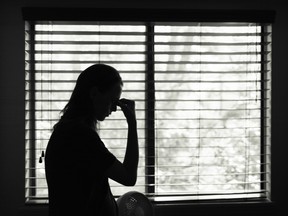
[60,115,97,131]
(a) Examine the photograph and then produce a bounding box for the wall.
[0,0,287,215]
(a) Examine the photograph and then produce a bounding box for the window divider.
[145,22,156,195]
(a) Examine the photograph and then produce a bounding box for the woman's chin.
[100,117,106,121]
[99,115,109,121]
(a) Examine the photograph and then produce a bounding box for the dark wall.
[0,0,287,215]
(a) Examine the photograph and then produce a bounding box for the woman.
[45,64,139,216]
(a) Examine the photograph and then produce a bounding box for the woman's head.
[61,64,123,125]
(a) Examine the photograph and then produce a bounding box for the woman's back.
[45,120,117,216]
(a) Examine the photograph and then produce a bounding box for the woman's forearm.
[123,121,139,185]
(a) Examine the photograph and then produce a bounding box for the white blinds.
[153,23,271,201]
[25,21,271,203]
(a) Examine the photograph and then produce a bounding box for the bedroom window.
[24,9,273,203]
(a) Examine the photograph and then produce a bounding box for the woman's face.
[91,83,122,121]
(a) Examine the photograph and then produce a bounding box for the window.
[24,8,273,204]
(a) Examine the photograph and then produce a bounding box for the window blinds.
[153,23,271,201]
[25,20,271,203]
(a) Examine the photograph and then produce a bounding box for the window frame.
[23,8,275,207]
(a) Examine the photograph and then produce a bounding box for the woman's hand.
[117,98,136,125]
[106,98,139,186]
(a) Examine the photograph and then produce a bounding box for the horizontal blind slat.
[27,50,271,55]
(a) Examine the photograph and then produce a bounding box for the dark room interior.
[0,0,287,216]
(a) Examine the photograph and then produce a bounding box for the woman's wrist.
[127,118,137,128]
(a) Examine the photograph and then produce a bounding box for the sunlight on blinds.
[25,22,147,201]
[153,23,271,200]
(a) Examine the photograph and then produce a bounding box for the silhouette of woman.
[45,64,139,216]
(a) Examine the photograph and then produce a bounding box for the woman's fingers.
[117,98,135,111]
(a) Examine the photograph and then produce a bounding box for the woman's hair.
[60,64,123,125]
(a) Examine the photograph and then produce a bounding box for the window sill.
[21,198,276,216]
[153,199,276,216]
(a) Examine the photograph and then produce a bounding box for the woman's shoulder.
[50,119,103,150]
[52,119,98,138]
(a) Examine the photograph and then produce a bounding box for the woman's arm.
[105,99,139,186]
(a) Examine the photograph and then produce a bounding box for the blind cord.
[39,23,44,163]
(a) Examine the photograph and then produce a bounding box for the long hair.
[60,64,123,126]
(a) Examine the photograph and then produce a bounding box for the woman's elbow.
[124,175,137,186]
